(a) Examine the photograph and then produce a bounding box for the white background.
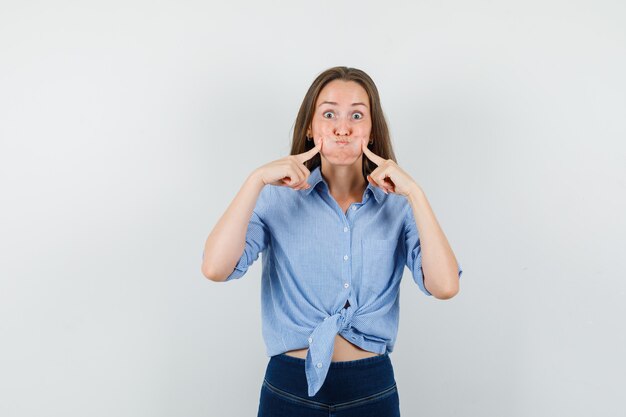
[1,1,625,416]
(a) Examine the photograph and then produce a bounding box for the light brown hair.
[290,66,396,178]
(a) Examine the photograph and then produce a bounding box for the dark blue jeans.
[257,352,400,417]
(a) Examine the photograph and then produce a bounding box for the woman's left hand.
[361,137,421,198]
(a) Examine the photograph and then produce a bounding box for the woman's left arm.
[362,138,461,299]
[405,185,461,299]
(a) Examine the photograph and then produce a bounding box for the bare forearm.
[406,184,460,299]
[201,170,266,281]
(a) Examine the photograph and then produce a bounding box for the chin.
[321,154,362,167]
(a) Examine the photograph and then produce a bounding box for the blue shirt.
[212,165,462,397]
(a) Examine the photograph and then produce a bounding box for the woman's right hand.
[253,137,324,190]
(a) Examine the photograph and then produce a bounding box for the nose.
[334,118,351,137]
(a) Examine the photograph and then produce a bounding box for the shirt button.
[343,255,348,261]
[308,337,313,344]
[343,226,348,232]
[344,283,349,288]
[316,362,323,368]
[351,206,357,210]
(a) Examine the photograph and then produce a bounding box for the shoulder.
[378,193,414,235]
[380,192,412,219]
[255,183,301,212]
[267,183,305,205]
[254,184,275,216]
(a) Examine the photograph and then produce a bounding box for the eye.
[352,112,363,120]
[323,111,334,119]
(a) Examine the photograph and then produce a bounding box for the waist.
[283,334,382,362]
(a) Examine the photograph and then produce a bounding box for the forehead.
[316,80,369,105]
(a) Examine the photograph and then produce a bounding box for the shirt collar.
[303,165,386,204]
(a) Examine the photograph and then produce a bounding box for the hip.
[257,352,400,416]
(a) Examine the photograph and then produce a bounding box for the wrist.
[406,183,424,201]
[247,169,266,189]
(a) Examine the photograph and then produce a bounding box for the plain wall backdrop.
[1,1,625,416]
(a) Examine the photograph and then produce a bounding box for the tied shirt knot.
[304,305,355,397]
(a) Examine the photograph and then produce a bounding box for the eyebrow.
[317,101,368,109]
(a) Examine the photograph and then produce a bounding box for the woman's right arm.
[201,139,323,281]
[201,170,267,281]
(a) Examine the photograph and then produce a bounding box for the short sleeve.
[403,205,463,296]
[224,185,273,281]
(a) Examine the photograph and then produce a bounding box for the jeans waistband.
[264,352,396,403]
[273,352,390,369]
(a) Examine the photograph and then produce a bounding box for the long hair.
[290,66,396,179]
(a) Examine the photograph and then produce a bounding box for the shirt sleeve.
[403,204,463,296]
[223,184,273,281]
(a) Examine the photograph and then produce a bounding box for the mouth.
[331,137,351,144]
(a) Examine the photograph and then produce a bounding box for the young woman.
[202,66,463,416]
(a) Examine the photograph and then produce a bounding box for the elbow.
[201,263,228,282]
[201,250,235,282]
[434,286,459,300]
[425,274,460,300]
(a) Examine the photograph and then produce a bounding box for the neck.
[320,159,367,199]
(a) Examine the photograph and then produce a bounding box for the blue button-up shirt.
[211,165,462,397]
